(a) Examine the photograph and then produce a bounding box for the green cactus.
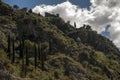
[7,34,11,59]
[12,37,15,63]
[34,44,37,69]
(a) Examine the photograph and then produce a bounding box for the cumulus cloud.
[32,0,120,48]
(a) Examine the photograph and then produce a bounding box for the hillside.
[0,1,120,80]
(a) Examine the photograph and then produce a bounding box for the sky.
[2,0,91,9]
[2,0,120,48]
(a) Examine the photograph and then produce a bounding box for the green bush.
[94,51,107,64]
[79,50,90,62]
[24,40,34,49]
[0,31,7,49]
[92,66,101,73]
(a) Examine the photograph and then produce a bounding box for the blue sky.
[2,0,91,9]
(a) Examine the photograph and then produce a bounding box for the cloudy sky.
[3,0,120,48]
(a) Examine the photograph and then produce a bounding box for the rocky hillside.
[0,1,120,80]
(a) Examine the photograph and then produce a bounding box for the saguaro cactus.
[34,44,37,69]
[41,50,44,70]
[7,34,11,59]
[25,46,29,66]
[74,22,76,28]
[19,36,24,59]
[38,43,41,60]
[49,39,52,54]
[12,37,15,63]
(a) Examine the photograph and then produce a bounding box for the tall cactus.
[34,44,37,69]
[12,37,15,63]
[44,51,47,61]
[7,34,11,59]
[21,54,26,77]
[25,46,29,66]
[41,49,44,70]
[49,39,52,54]
[74,22,76,28]
[38,43,41,60]
[21,42,26,77]
[19,40,22,58]
[19,36,24,59]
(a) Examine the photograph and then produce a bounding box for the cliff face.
[0,1,120,80]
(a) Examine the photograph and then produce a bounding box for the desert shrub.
[79,50,90,62]
[0,31,7,49]
[92,66,101,73]
[82,61,88,68]
[54,69,63,79]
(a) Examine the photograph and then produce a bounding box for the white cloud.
[32,0,120,48]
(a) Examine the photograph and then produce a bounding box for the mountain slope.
[0,1,120,80]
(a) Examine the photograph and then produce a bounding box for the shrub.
[79,50,90,62]
[92,66,101,73]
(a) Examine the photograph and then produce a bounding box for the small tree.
[28,9,32,13]
[74,22,76,28]
[67,21,70,24]
[21,7,27,12]
[56,13,59,17]
[13,5,19,10]
[86,25,92,30]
